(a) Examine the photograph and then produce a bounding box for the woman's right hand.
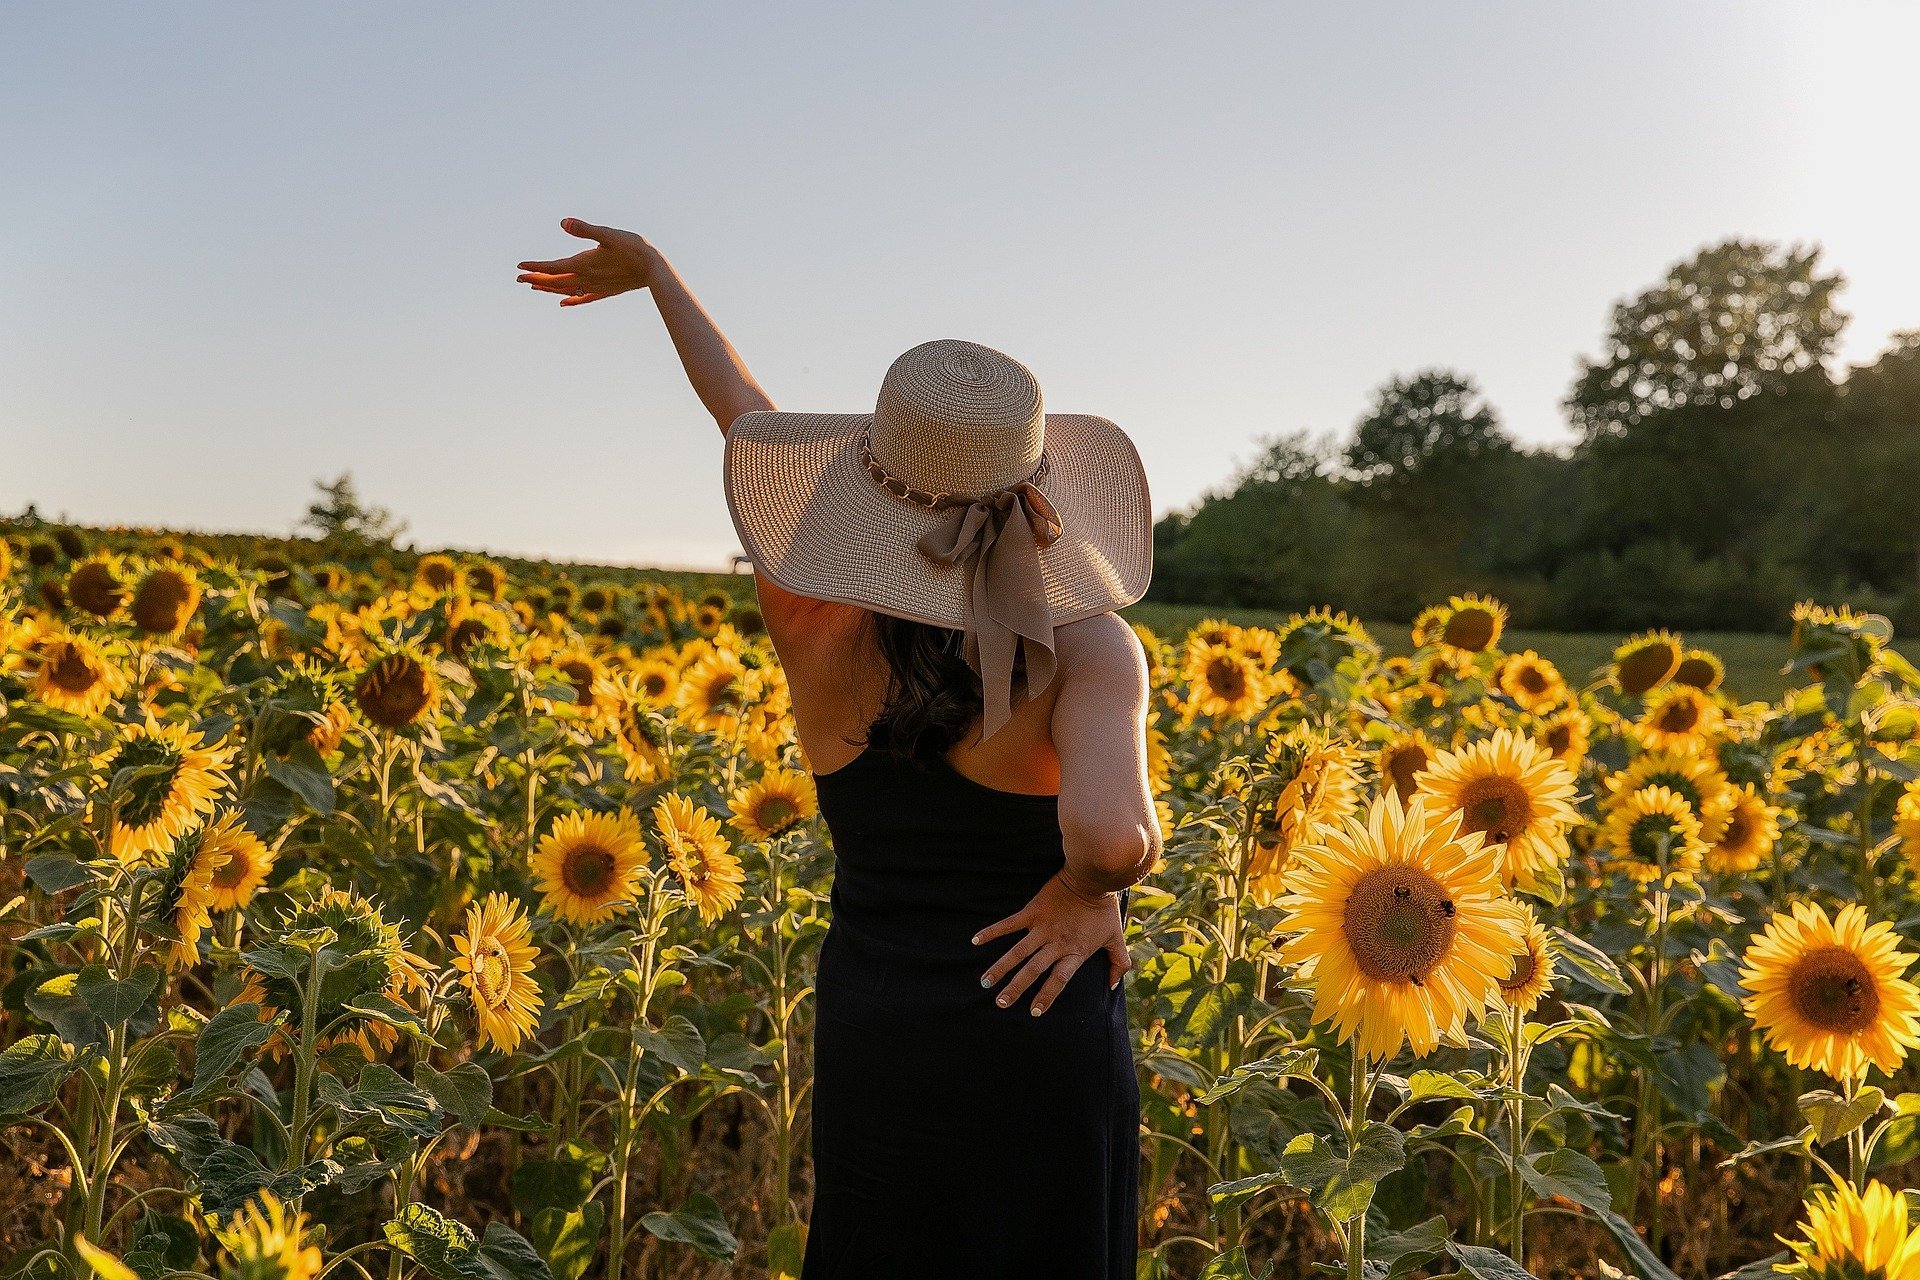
[516,218,658,306]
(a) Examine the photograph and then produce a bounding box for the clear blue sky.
[4,3,1915,568]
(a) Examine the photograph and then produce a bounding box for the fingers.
[972,909,1029,947]
[516,258,579,273]
[978,931,1040,991]
[562,217,610,241]
[1104,936,1133,990]
[1029,954,1086,1016]
[558,293,610,306]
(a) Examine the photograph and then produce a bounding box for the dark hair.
[862,614,982,759]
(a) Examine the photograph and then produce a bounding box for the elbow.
[1065,816,1162,889]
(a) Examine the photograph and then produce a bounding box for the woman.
[517,220,1160,1279]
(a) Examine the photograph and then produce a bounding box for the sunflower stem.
[1345,1040,1371,1280]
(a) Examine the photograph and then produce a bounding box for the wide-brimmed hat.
[723,338,1152,738]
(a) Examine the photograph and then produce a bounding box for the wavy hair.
[862,614,982,759]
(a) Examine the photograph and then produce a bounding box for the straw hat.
[723,339,1152,737]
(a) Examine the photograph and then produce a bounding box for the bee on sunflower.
[531,809,649,925]
[729,767,819,842]
[95,718,237,863]
[1416,728,1580,897]
[652,793,746,922]
[1598,784,1708,885]
[1275,790,1523,1061]
[1741,901,1920,1084]
[453,892,545,1053]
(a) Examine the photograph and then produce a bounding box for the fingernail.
[970,934,980,945]
[980,976,991,988]
[1030,1006,1043,1017]
[997,996,1009,1007]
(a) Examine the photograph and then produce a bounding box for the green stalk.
[1345,1041,1371,1280]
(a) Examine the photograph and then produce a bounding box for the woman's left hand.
[973,871,1130,1016]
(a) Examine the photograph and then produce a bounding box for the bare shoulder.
[1054,612,1149,692]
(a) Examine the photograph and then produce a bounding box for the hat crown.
[869,340,1045,499]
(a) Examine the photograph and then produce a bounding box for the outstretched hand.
[973,871,1131,1016]
[516,218,657,306]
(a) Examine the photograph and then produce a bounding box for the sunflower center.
[1457,775,1534,846]
[754,797,799,831]
[1543,723,1573,756]
[1502,944,1539,994]
[1655,699,1701,734]
[50,646,103,693]
[1517,667,1549,695]
[1617,644,1680,695]
[1720,810,1752,851]
[1385,746,1430,798]
[1342,866,1458,983]
[471,942,512,1010]
[1786,946,1880,1035]
[1205,656,1247,701]
[1443,609,1496,653]
[642,673,669,698]
[356,656,432,730]
[132,570,194,633]
[211,848,253,890]
[561,843,618,896]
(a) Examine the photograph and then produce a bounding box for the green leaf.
[419,1062,493,1129]
[318,1063,441,1139]
[1371,1215,1450,1276]
[1401,1069,1482,1104]
[639,1192,738,1262]
[1519,1148,1614,1213]
[635,1016,706,1075]
[121,1212,200,1280]
[191,1004,272,1093]
[1206,1170,1291,1213]
[480,1106,552,1133]
[75,964,163,1028]
[1446,1242,1540,1279]
[1799,1086,1887,1146]
[1548,928,1630,996]
[263,742,335,815]
[0,1034,78,1115]
[1197,1048,1319,1105]
[510,1159,593,1218]
[1654,1043,1724,1118]
[24,855,98,893]
[1277,1123,1405,1223]
[1719,1129,1813,1169]
[384,1204,555,1280]
[529,1204,603,1280]
[1593,1206,1685,1280]
[1196,1246,1275,1279]
[765,1221,805,1280]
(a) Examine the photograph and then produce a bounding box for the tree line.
[1150,240,1920,633]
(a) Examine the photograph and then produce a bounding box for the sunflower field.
[5,526,1920,1280]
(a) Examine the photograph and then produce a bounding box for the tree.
[1566,239,1847,441]
[300,473,407,548]
[1343,369,1511,490]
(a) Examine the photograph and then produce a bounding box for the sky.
[4,3,1917,569]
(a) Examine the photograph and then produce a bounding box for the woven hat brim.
[723,410,1152,628]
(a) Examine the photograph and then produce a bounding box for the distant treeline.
[1150,240,1920,633]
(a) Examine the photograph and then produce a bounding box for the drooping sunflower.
[1535,706,1591,773]
[1898,780,1920,879]
[1416,729,1580,896]
[1409,605,1450,649]
[1439,594,1506,655]
[549,649,619,732]
[1495,901,1556,1014]
[1182,640,1266,722]
[216,1189,324,1280]
[613,689,674,784]
[1276,791,1522,1061]
[1375,731,1438,801]
[1598,785,1707,885]
[1611,630,1684,696]
[129,561,203,636]
[1741,901,1920,1084]
[1497,650,1566,713]
[1271,608,1378,686]
[66,553,129,619]
[1605,748,1736,842]
[352,646,439,732]
[1245,726,1363,899]
[1705,784,1783,875]
[531,809,648,925]
[150,818,233,967]
[29,629,129,717]
[453,892,544,1053]
[676,646,751,732]
[729,767,820,841]
[1776,1179,1920,1280]
[97,719,238,863]
[201,811,275,911]
[1632,683,1724,755]
[652,793,746,922]
[1672,648,1725,691]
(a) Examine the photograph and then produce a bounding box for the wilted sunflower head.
[54,528,87,559]
[1612,630,1684,696]
[26,538,58,568]
[353,647,438,732]
[1742,902,1920,1086]
[66,553,128,619]
[130,561,203,636]
[730,605,765,637]
[1439,594,1506,654]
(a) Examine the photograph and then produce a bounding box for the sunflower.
[466,560,505,600]
[1497,650,1566,713]
[1611,630,1684,696]
[1705,784,1782,875]
[1376,732,1438,801]
[1439,594,1506,655]
[1605,749,1736,842]
[353,646,439,732]
[1672,648,1725,691]
[1183,640,1266,721]
[1276,791,1522,1061]
[414,553,462,594]
[531,810,648,925]
[1131,623,1165,681]
[216,1189,324,1280]
[1416,729,1580,896]
[150,819,233,967]
[1898,780,1920,879]
[66,553,128,619]
[1409,605,1449,649]
[1742,902,1920,1084]
[1145,724,1172,794]
[729,767,819,841]
[1598,785,1707,885]
[676,647,750,732]
[130,561,203,636]
[203,811,276,910]
[653,793,746,921]
[441,599,510,660]
[549,649,619,731]
[1778,1180,1920,1280]
[1272,608,1378,684]
[1632,684,1724,755]
[98,719,237,863]
[1496,900,1556,1014]
[245,888,424,1049]
[1535,707,1591,773]
[29,629,129,717]
[692,601,727,635]
[613,687,674,784]
[453,892,544,1053]
[1245,727,1363,899]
